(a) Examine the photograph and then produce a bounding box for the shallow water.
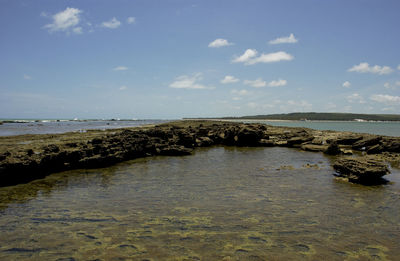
[0,147,399,260]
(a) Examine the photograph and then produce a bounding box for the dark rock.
[287,136,313,147]
[333,157,390,184]
[236,127,261,146]
[43,144,60,153]
[324,142,341,155]
[258,139,274,147]
[367,144,384,154]
[195,137,214,147]
[352,136,382,150]
[158,145,193,156]
[382,139,400,153]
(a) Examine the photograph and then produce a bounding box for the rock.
[258,139,274,147]
[328,135,363,145]
[333,157,390,184]
[195,137,214,147]
[340,149,353,155]
[287,136,313,147]
[352,136,382,150]
[235,127,261,146]
[324,142,341,155]
[301,144,328,152]
[158,145,193,156]
[367,144,384,154]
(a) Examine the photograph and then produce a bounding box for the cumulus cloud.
[348,62,393,75]
[370,94,400,104]
[113,66,128,71]
[208,38,233,48]
[269,33,298,44]
[43,7,82,33]
[232,49,258,63]
[346,93,365,104]
[342,81,351,88]
[102,17,121,29]
[127,17,136,24]
[233,49,293,65]
[169,73,213,90]
[268,79,287,87]
[221,75,239,84]
[244,78,267,88]
[23,74,31,80]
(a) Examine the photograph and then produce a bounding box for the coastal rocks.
[324,142,341,155]
[333,157,390,184]
[0,120,399,187]
[158,145,193,156]
[301,144,328,152]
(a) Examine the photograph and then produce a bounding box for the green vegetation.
[220,112,400,121]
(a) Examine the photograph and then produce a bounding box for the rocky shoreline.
[0,120,399,187]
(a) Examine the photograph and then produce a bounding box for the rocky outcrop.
[0,120,399,187]
[333,157,390,184]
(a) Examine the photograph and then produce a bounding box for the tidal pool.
[0,147,399,260]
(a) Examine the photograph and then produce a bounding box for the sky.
[0,0,399,119]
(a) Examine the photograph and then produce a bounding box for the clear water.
[227,120,400,137]
[0,120,171,136]
[0,147,399,260]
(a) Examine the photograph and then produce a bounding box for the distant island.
[189,112,400,121]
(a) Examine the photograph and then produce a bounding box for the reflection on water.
[0,147,399,260]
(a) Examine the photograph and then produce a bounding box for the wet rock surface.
[333,157,390,184]
[0,120,399,186]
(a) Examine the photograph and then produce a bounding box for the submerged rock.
[333,157,390,184]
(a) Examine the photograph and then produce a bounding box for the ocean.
[0,119,172,136]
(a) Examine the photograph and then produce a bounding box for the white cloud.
[249,51,294,65]
[127,17,136,24]
[23,74,31,80]
[269,33,298,44]
[396,81,400,86]
[342,81,351,88]
[348,62,393,75]
[208,38,233,48]
[113,66,128,71]
[384,82,390,89]
[169,73,213,90]
[72,27,82,34]
[221,75,239,84]
[268,79,287,87]
[370,94,400,104]
[233,49,294,65]
[398,65,400,71]
[346,93,365,104]
[119,85,127,90]
[43,7,82,33]
[102,17,121,29]
[244,78,266,88]
[231,89,249,96]
[232,49,258,63]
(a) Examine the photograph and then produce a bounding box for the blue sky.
[1,0,399,119]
